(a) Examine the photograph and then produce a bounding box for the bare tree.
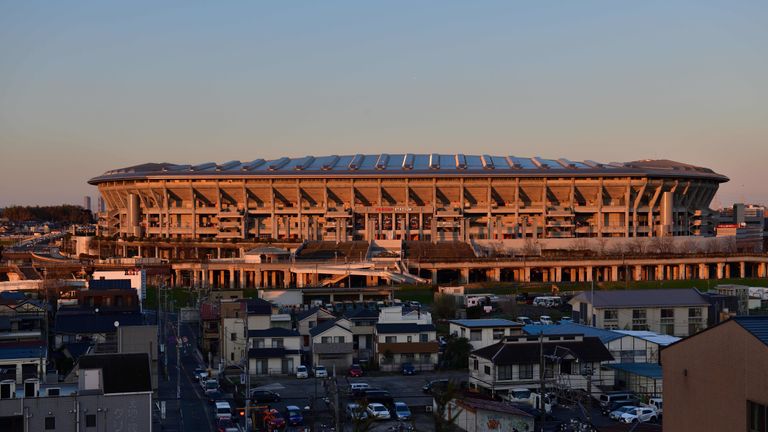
[521,239,540,256]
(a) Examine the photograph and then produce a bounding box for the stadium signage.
[355,206,433,213]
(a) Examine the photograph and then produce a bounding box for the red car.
[266,409,286,429]
[348,364,364,377]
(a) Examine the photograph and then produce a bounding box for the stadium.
[89,153,727,244]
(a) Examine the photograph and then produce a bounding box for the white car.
[314,365,328,378]
[214,401,232,421]
[346,403,368,420]
[366,403,391,420]
[296,365,309,379]
[539,315,553,325]
[609,405,638,421]
[618,406,659,424]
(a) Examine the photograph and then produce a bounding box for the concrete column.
[460,268,470,284]
[491,268,501,282]
[431,270,438,285]
[656,265,664,281]
[716,263,724,279]
[679,264,686,280]
[239,270,246,289]
[611,266,619,282]
[229,269,236,289]
[174,270,182,288]
[740,262,746,279]
[699,263,709,280]
[523,267,531,282]
[633,265,642,282]
[759,263,767,278]
[672,266,679,280]
[585,266,593,282]
[577,268,584,282]
[283,270,291,288]
[255,270,263,288]
[271,271,278,287]
[555,267,563,282]
[219,270,225,287]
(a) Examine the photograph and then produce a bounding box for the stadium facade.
[89,154,727,242]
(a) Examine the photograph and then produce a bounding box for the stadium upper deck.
[89,154,727,241]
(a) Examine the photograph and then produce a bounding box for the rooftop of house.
[523,323,623,343]
[54,311,144,334]
[613,330,681,346]
[77,353,152,394]
[570,288,709,308]
[451,319,522,329]
[472,336,613,364]
[607,362,663,380]
[0,340,46,360]
[309,318,350,337]
[732,316,768,347]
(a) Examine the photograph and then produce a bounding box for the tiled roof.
[523,323,623,343]
[309,318,350,337]
[733,316,768,347]
[572,289,709,308]
[472,336,613,364]
[451,319,521,328]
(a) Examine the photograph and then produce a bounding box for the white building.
[309,318,354,371]
[375,306,438,372]
[449,319,523,350]
[247,328,301,376]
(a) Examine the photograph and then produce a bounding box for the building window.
[230,352,234,361]
[419,334,428,343]
[498,365,512,380]
[334,336,345,343]
[321,336,332,343]
[518,364,533,380]
[308,321,315,328]
[253,338,265,348]
[230,332,237,341]
[632,309,648,330]
[460,328,466,338]
[661,308,675,319]
[86,414,96,428]
[561,360,572,375]
[632,309,646,319]
[420,353,431,363]
[473,359,479,370]
[749,400,767,432]
[470,330,482,341]
[45,417,55,430]
[689,308,702,318]
[271,338,284,348]
[492,329,505,340]
[407,336,413,343]
[484,365,491,375]
[385,336,396,343]
[604,309,618,321]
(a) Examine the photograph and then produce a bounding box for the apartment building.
[449,319,523,350]
[375,306,438,372]
[569,289,710,337]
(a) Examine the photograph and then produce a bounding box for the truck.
[507,388,555,413]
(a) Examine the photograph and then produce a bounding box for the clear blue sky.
[1,1,766,207]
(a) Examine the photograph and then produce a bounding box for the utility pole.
[244,314,250,432]
[176,307,181,400]
[538,331,546,428]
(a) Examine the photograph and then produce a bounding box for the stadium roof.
[89,154,728,184]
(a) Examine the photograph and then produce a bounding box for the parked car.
[348,364,364,377]
[598,391,636,409]
[346,403,369,420]
[214,401,233,421]
[539,315,553,325]
[362,389,393,406]
[516,316,533,325]
[408,301,421,308]
[401,362,416,375]
[350,383,370,393]
[422,379,449,394]
[366,403,391,420]
[215,418,241,432]
[314,365,328,378]
[609,405,640,421]
[250,389,281,403]
[206,390,224,404]
[393,402,411,420]
[285,405,304,426]
[202,379,219,392]
[618,406,659,424]
[648,397,663,416]
[193,367,208,382]
[603,398,641,416]
[296,365,309,379]
[266,409,286,429]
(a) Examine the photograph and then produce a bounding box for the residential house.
[469,334,613,397]
[54,309,144,351]
[0,341,46,384]
[449,398,534,432]
[296,307,335,360]
[199,302,220,359]
[345,308,379,363]
[219,298,275,364]
[309,318,354,371]
[569,288,710,336]
[0,353,152,432]
[247,328,301,376]
[662,316,768,432]
[449,319,523,350]
[375,306,438,372]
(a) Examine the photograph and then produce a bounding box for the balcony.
[377,342,439,355]
[313,342,355,355]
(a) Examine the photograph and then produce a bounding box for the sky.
[1,1,766,208]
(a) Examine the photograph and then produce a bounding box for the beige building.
[219,298,274,364]
[247,328,301,376]
[662,316,768,432]
[309,318,354,371]
[449,319,523,350]
[569,288,710,337]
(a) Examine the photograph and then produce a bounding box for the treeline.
[0,205,93,224]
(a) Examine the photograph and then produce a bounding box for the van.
[599,391,636,409]
[214,401,232,421]
[349,382,370,392]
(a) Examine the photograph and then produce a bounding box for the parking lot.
[247,370,468,431]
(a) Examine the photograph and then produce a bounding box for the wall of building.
[662,320,768,432]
